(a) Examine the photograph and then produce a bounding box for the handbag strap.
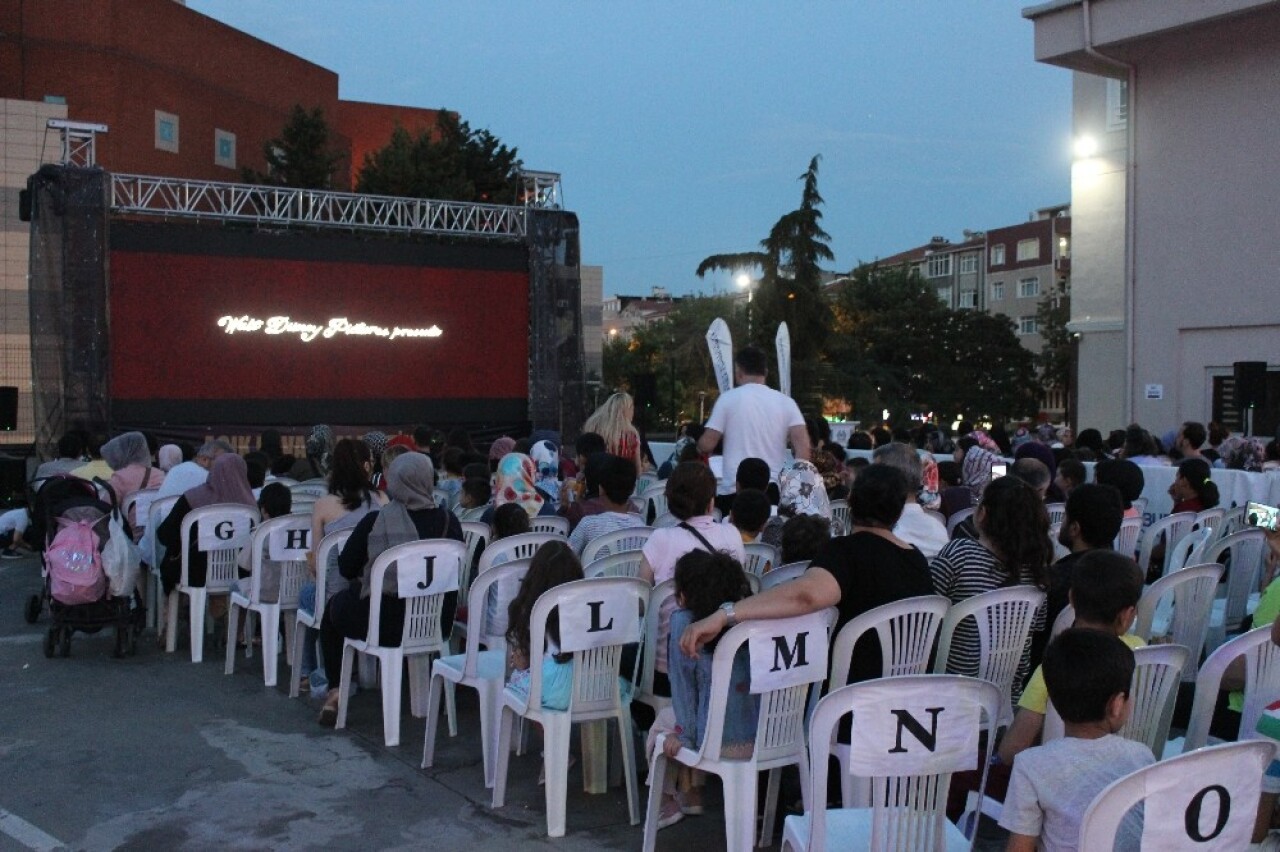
[678,521,717,554]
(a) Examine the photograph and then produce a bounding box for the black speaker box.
[1234,361,1268,409]
[0,387,16,431]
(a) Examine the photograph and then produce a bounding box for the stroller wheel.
[43,628,56,658]
[24,594,41,624]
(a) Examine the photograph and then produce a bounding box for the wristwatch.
[719,601,737,628]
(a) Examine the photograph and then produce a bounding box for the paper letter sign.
[748,613,829,694]
[396,551,459,599]
[846,685,980,777]
[268,526,311,562]
[1141,755,1259,850]
[560,593,641,653]
[198,515,252,552]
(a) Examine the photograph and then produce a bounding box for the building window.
[43,94,67,105]
[1107,78,1129,131]
[1016,238,1040,262]
[1018,277,1041,298]
[1058,235,1070,260]
[214,129,236,169]
[958,290,977,308]
[155,110,179,153]
[1019,316,1039,336]
[926,255,952,278]
[936,286,953,306]
[991,282,1004,301]
[990,244,1006,267]
[958,253,978,274]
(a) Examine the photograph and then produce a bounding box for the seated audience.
[566,455,643,557]
[34,433,85,480]
[726,488,771,545]
[1168,457,1220,514]
[873,442,948,558]
[778,513,830,565]
[760,460,831,549]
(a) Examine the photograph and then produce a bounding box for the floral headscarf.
[494,453,544,517]
[919,455,942,511]
[529,440,562,509]
[962,445,1002,502]
[778,460,831,519]
[1219,436,1267,472]
[969,429,1001,454]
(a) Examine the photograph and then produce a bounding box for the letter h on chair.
[335,538,467,748]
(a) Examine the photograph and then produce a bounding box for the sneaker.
[0,548,23,560]
[656,794,685,830]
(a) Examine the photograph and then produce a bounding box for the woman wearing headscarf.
[482,452,557,524]
[487,436,517,473]
[317,452,463,725]
[289,424,335,482]
[529,440,562,512]
[361,431,390,489]
[156,453,256,598]
[103,431,165,509]
[157,444,182,473]
[760,460,832,549]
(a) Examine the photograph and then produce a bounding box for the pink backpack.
[46,518,107,605]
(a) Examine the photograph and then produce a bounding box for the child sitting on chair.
[651,549,758,830]
[505,540,584,711]
[233,481,292,603]
[1000,628,1154,851]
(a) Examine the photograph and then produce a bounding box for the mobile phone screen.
[991,463,1007,479]
[1246,501,1279,532]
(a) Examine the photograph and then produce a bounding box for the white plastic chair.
[1050,603,1075,639]
[584,550,645,579]
[782,675,1002,852]
[1130,496,1148,518]
[1177,624,1280,754]
[1079,741,1273,851]
[633,474,657,499]
[642,610,837,851]
[457,505,487,522]
[1049,523,1070,561]
[144,494,180,630]
[288,481,328,514]
[458,521,489,598]
[1193,506,1226,538]
[1218,504,1248,539]
[225,513,312,687]
[640,481,668,524]
[530,515,570,537]
[492,577,648,838]
[289,528,352,698]
[829,499,850,537]
[123,486,160,539]
[1136,511,1195,578]
[1164,526,1216,577]
[742,541,778,578]
[933,585,1046,728]
[422,559,530,788]
[827,595,951,808]
[1113,515,1143,557]
[651,511,679,529]
[946,507,975,537]
[632,579,676,718]
[1205,528,1268,641]
[761,561,811,591]
[1044,501,1066,526]
[335,538,467,748]
[1134,563,1222,681]
[477,531,562,576]
[581,525,655,564]
[166,503,260,663]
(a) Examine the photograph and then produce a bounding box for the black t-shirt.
[812,531,934,686]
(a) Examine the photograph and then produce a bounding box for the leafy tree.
[243,105,343,189]
[356,112,523,204]
[696,156,834,361]
[1035,281,1073,421]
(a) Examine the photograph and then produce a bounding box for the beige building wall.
[1,98,67,445]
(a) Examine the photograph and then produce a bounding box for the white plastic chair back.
[1113,515,1143,557]
[1049,523,1070,561]
[457,505,487,522]
[633,580,676,715]
[1122,643,1189,759]
[1218,505,1248,539]
[1130,496,1147,518]
[180,503,260,594]
[581,525,654,564]
[1045,502,1066,526]
[1079,741,1273,851]
[432,487,451,510]
[786,675,1002,852]
[226,512,312,686]
[288,482,327,514]
[742,541,777,578]
[530,515,570,537]
[651,511,679,529]
[460,560,530,680]
[1165,526,1217,578]
[477,531,561,575]
[761,560,810,590]
[459,521,489,596]
[584,550,645,579]
[1137,511,1195,577]
[933,585,1046,727]
[1182,624,1280,753]
[830,595,950,687]
[829,499,850,536]
[246,513,313,608]
[1205,528,1268,633]
[1193,506,1225,537]
[633,474,657,499]
[147,494,180,566]
[1050,604,1075,639]
[946,506,975,537]
[642,610,837,851]
[123,486,161,536]
[640,482,668,524]
[364,539,467,652]
[1135,563,1222,680]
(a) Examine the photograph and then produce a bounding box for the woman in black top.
[317,452,463,725]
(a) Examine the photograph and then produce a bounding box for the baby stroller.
[27,475,145,658]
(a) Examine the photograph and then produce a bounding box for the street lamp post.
[735,272,754,339]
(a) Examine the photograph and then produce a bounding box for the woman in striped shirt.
[929,475,1052,691]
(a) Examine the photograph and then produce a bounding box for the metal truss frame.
[109,174,528,239]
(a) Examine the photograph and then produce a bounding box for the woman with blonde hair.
[582,392,641,474]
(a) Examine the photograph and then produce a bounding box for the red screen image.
[109,252,529,403]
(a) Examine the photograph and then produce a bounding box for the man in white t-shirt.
[697,346,809,495]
